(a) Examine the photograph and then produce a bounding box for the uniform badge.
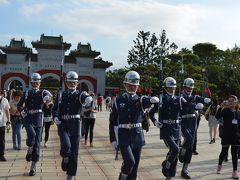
[119,103,125,109]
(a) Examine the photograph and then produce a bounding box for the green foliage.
[127,30,178,67]
[107,30,240,98]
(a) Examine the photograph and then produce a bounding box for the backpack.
[106,97,110,104]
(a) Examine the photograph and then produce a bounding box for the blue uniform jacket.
[109,93,152,149]
[52,90,89,136]
[180,93,206,133]
[149,93,189,140]
[17,89,52,127]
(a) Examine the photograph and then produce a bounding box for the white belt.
[181,114,196,118]
[163,119,179,124]
[118,123,142,129]
[61,114,80,120]
[28,109,42,114]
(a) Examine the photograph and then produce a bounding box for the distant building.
[0,34,112,95]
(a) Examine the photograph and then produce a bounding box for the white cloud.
[49,1,201,40]
[2,0,240,68]
[0,0,9,6]
[19,3,49,17]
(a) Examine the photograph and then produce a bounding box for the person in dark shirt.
[216,95,240,179]
[42,100,53,147]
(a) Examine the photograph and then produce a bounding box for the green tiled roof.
[10,38,26,49]
[40,34,63,45]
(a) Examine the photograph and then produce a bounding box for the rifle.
[57,44,64,113]
[113,98,119,160]
[158,52,164,123]
[179,55,184,96]
[25,50,31,99]
[114,126,119,160]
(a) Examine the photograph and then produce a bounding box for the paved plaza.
[0,110,236,180]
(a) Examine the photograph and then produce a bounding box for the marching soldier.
[179,78,211,179]
[109,71,159,180]
[149,77,203,180]
[17,73,52,176]
[52,71,92,180]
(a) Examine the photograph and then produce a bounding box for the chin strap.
[126,90,136,94]
[166,90,175,96]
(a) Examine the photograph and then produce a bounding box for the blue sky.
[1,0,240,70]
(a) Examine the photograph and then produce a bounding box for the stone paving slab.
[1,110,236,179]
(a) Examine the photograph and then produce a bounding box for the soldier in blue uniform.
[149,77,203,180]
[179,78,211,179]
[17,73,52,176]
[52,71,92,180]
[109,71,159,180]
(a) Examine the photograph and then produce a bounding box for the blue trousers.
[58,123,80,176]
[120,145,142,180]
[24,123,42,162]
[163,137,180,177]
[181,127,195,163]
[11,117,22,146]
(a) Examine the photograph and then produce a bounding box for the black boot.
[162,160,170,178]
[26,147,33,162]
[181,171,191,179]
[118,172,128,180]
[29,162,36,176]
[61,157,69,171]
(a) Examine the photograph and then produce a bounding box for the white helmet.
[66,71,78,82]
[183,78,195,88]
[31,73,41,83]
[123,71,140,86]
[163,77,177,88]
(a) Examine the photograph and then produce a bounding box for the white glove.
[204,98,211,104]
[43,95,50,103]
[111,141,118,150]
[54,117,61,125]
[154,120,163,128]
[150,96,159,103]
[21,110,27,118]
[195,103,204,110]
[85,96,93,104]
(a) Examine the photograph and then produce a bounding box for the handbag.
[205,113,209,121]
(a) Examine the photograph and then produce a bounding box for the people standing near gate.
[109,71,159,180]
[17,73,52,176]
[0,90,11,161]
[82,92,97,147]
[216,95,240,179]
[205,98,220,144]
[178,78,211,179]
[149,77,203,180]
[42,99,53,148]
[105,95,111,111]
[9,90,23,150]
[97,93,103,112]
[52,71,92,180]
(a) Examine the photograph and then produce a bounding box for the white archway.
[79,80,94,92]
[4,76,26,90]
[41,73,60,81]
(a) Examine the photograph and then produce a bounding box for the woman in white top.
[0,90,11,161]
[82,92,97,147]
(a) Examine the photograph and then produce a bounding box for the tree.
[127,31,158,67]
[192,43,224,66]
[127,30,178,67]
